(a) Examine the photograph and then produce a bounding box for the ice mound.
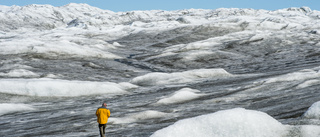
[0,78,134,96]
[131,68,232,86]
[109,110,168,124]
[266,69,320,84]
[303,101,320,119]
[156,88,204,104]
[151,108,288,137]
[0,103,35,116]
[0,69,39,78]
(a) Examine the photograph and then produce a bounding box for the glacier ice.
[303,101,320,119]
[151,108,288,137]
[1,3,320,137]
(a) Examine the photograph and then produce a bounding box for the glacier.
[0,3,320,137]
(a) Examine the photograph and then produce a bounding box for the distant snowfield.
[0,4,319,61]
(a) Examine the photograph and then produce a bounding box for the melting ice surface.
[0,3,320,137]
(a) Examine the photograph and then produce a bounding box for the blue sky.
[1,0,319,12]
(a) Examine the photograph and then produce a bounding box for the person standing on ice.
[96,103,111,137]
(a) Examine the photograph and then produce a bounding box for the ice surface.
[1,3,320,136]
[109,110,168,124]
[156,88,204,104]
[0,78,134,96]
[0,103,35,116]
[303,101,320,119]
[151,108,288,137]
[131,68,232,86]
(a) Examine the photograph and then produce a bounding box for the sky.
[0,0,319,12]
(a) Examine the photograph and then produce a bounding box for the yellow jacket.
[96,107,110,124]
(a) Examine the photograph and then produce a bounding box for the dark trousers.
[99,124,106,137]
